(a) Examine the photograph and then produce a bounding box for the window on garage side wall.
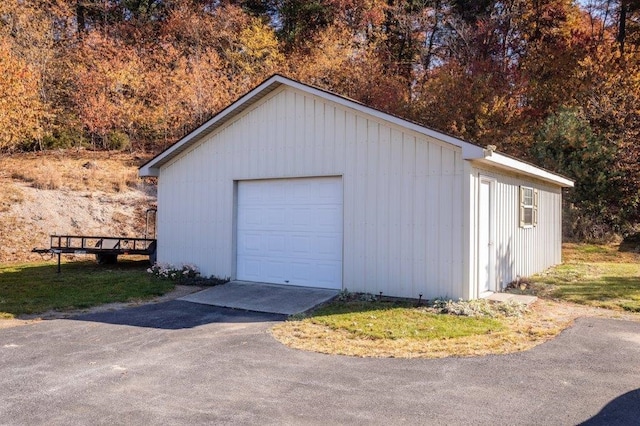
[520,186,538,227]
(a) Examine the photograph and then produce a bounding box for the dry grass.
[0,150,156,263]
[271,300,639,358]
[0,182,25,212]
[0,150,150,194]
[0,214,24,253]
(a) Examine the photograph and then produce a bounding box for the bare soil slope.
[0,151,157,263]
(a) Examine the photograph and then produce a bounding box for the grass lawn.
[309,300,505,340]
[529,244,640,312]
[0,259,174,317]
[273,243,640,358]
[271,297,569,358]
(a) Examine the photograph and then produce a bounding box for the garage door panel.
[238,233,263,253]
[261,259,288,281]
[290,262,311,280]
[240,257,289,283]
[316,206,342,229]
[314,262,342,286]
[237,177,343,289]
[290,208,312,227]
[238,258,262,281]
[272,183,287,201]
[291,182,310,200]
[315,235,342,258]
[241,233,335,260]
[239,182,265,202]
[264,208,287,228]
[289,235,311,255]
[266,234,286,253]
[289,261,341,287]
[237,207,263,227]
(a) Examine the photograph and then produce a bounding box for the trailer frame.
[33,235,157,273]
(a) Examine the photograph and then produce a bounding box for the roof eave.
[470,152,574,187]
[139,164,159,177]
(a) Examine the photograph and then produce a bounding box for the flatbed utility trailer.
[33,235,157,273]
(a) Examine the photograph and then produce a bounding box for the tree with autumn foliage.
[0,0,75,150]
[575,44,640,234]
[1,0,640,238]
[0,40,46,150]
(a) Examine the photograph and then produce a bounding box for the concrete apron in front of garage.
[178,281,339,315]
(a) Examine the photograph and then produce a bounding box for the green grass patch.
[576,245,609,254]
[531,261,640,312]
[562,243,638,263]
[0,260,174,316]
[308,301,505,340]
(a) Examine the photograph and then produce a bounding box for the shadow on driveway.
[579,388,640,425]
[72,300,286,330]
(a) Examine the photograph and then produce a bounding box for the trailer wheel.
[149,248,157,265]
[148,241,157,265]
[96,253,118,264]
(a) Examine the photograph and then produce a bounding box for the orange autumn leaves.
[1,0,640,234]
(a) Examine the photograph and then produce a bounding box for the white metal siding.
[467,165,563,298]
[157,86,465,299]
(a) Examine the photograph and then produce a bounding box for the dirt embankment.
[0,151,157,263]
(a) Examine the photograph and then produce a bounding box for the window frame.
[519,186,538,228]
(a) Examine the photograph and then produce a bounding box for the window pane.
[523,207,533,225]
[523,188,533,206]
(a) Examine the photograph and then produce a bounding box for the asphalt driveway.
[1,301,639,425]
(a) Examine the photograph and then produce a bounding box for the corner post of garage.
[461,161,475,300]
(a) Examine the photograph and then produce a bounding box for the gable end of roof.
[139,74,573,188]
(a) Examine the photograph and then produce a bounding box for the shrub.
[43,128,88,150]
[429,298,528,318]
[146,262,231,286]
[106,131,131,151]
[335,289,378,302]
[336,289,351,301]
[147,262,200,282]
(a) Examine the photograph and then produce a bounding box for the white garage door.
[236,177,343,289]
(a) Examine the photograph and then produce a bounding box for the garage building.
[139,75,573,300]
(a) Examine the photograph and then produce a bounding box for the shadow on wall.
[495,240,514,291]
[579,389,640,425]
